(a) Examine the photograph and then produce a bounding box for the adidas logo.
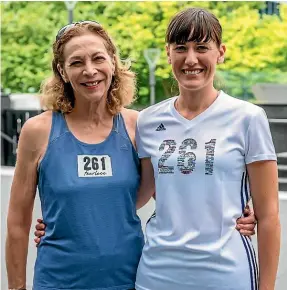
[120,144,128,150]
[156,123,166,131]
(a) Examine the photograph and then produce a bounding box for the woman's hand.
[236,205,256,236]
[34,218,46,246]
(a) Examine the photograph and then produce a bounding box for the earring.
[217,58,224,64]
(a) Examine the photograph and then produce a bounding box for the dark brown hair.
[40,22,136,114]
[165,8,222,47]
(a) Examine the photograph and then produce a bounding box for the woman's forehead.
[63,33,108,58]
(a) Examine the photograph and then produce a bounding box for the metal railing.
[1,109,41,166]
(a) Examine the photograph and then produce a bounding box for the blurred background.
[1,1,287,103]
[1,1,287,289]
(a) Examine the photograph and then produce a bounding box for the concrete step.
[279,178,287,192]
[278,165,287,178]
[277,152,287,165]
[268,120,287,153]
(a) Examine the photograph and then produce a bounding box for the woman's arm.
[136,158,155,209]
[6,114,50,288]
[120,109,155,209]
[247,160,280,290]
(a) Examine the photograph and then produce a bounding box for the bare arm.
[6,113,50,288]
[136,158,155,209]
[121,108,155,209]
[247,160,280,290]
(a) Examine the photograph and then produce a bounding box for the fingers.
[236,214,257,236]
[35,223,46,231]
[34,230,45,237]
[238,229,256,236]
[237,215,256,225]
[243,208,250,217]
[243,205,254,217]
[236,223,256,231]
[34,237,41,247]
[33,230,44,247]
[33,218,45,247]
[237,205,256,224]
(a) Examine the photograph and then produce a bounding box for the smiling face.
[167,40,225,93]
[165,8,225,95]
[57,32,115,105]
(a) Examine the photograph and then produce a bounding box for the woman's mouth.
[182,69,204,75]
[81,80,102,88]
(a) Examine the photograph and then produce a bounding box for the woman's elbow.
[257,212,281,231]
[7,210,32,239]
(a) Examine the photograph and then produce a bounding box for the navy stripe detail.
[240,172,246,213]
[242,170,258,290]
[240,170,258,289]
[245,236,259,290]
[241,235,255,290]
[146,210,156,225]
[250,242,259,285]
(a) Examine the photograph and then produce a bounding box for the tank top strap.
[113,113,130,140]
[49,111,70,143]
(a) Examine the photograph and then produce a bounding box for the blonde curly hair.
[40,22,136,115]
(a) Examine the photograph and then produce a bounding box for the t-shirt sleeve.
[245,107,277,164]
[136,112,151,158]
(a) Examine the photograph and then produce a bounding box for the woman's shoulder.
[119,108,139,146]
[23,110,52,133]
[138,97,175,121]
[220,91,264,117]
[120,108,139,127]
[19,110,53,151]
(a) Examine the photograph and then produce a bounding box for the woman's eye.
[70,61,81,66]
[94,56,105,61]
[197,46,208,51]
[175,46,187,52]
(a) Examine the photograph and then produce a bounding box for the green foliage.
[1,1,287,106]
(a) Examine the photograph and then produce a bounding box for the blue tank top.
[33,111,144,290]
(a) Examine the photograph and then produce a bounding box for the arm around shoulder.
[136,158,155,209]
[6,111,51,288]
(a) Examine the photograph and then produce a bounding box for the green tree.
[1,1,287,106]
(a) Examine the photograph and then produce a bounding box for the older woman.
[6,21,143,290]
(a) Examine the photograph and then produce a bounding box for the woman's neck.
[176,86,219,120]
[68,97,113,125]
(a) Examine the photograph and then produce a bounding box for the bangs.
[166,8,222,46]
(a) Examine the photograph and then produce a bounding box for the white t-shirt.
[135,91,276,290]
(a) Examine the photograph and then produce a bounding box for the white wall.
[1,167,286,289]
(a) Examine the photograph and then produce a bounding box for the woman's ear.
[57,63,68,82]
[166,45,171,64]
[217,44,226,64]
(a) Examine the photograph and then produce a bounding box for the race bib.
[77,155,113,177]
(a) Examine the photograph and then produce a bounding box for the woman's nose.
[83,62,98,77]
[185,48,198,66]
